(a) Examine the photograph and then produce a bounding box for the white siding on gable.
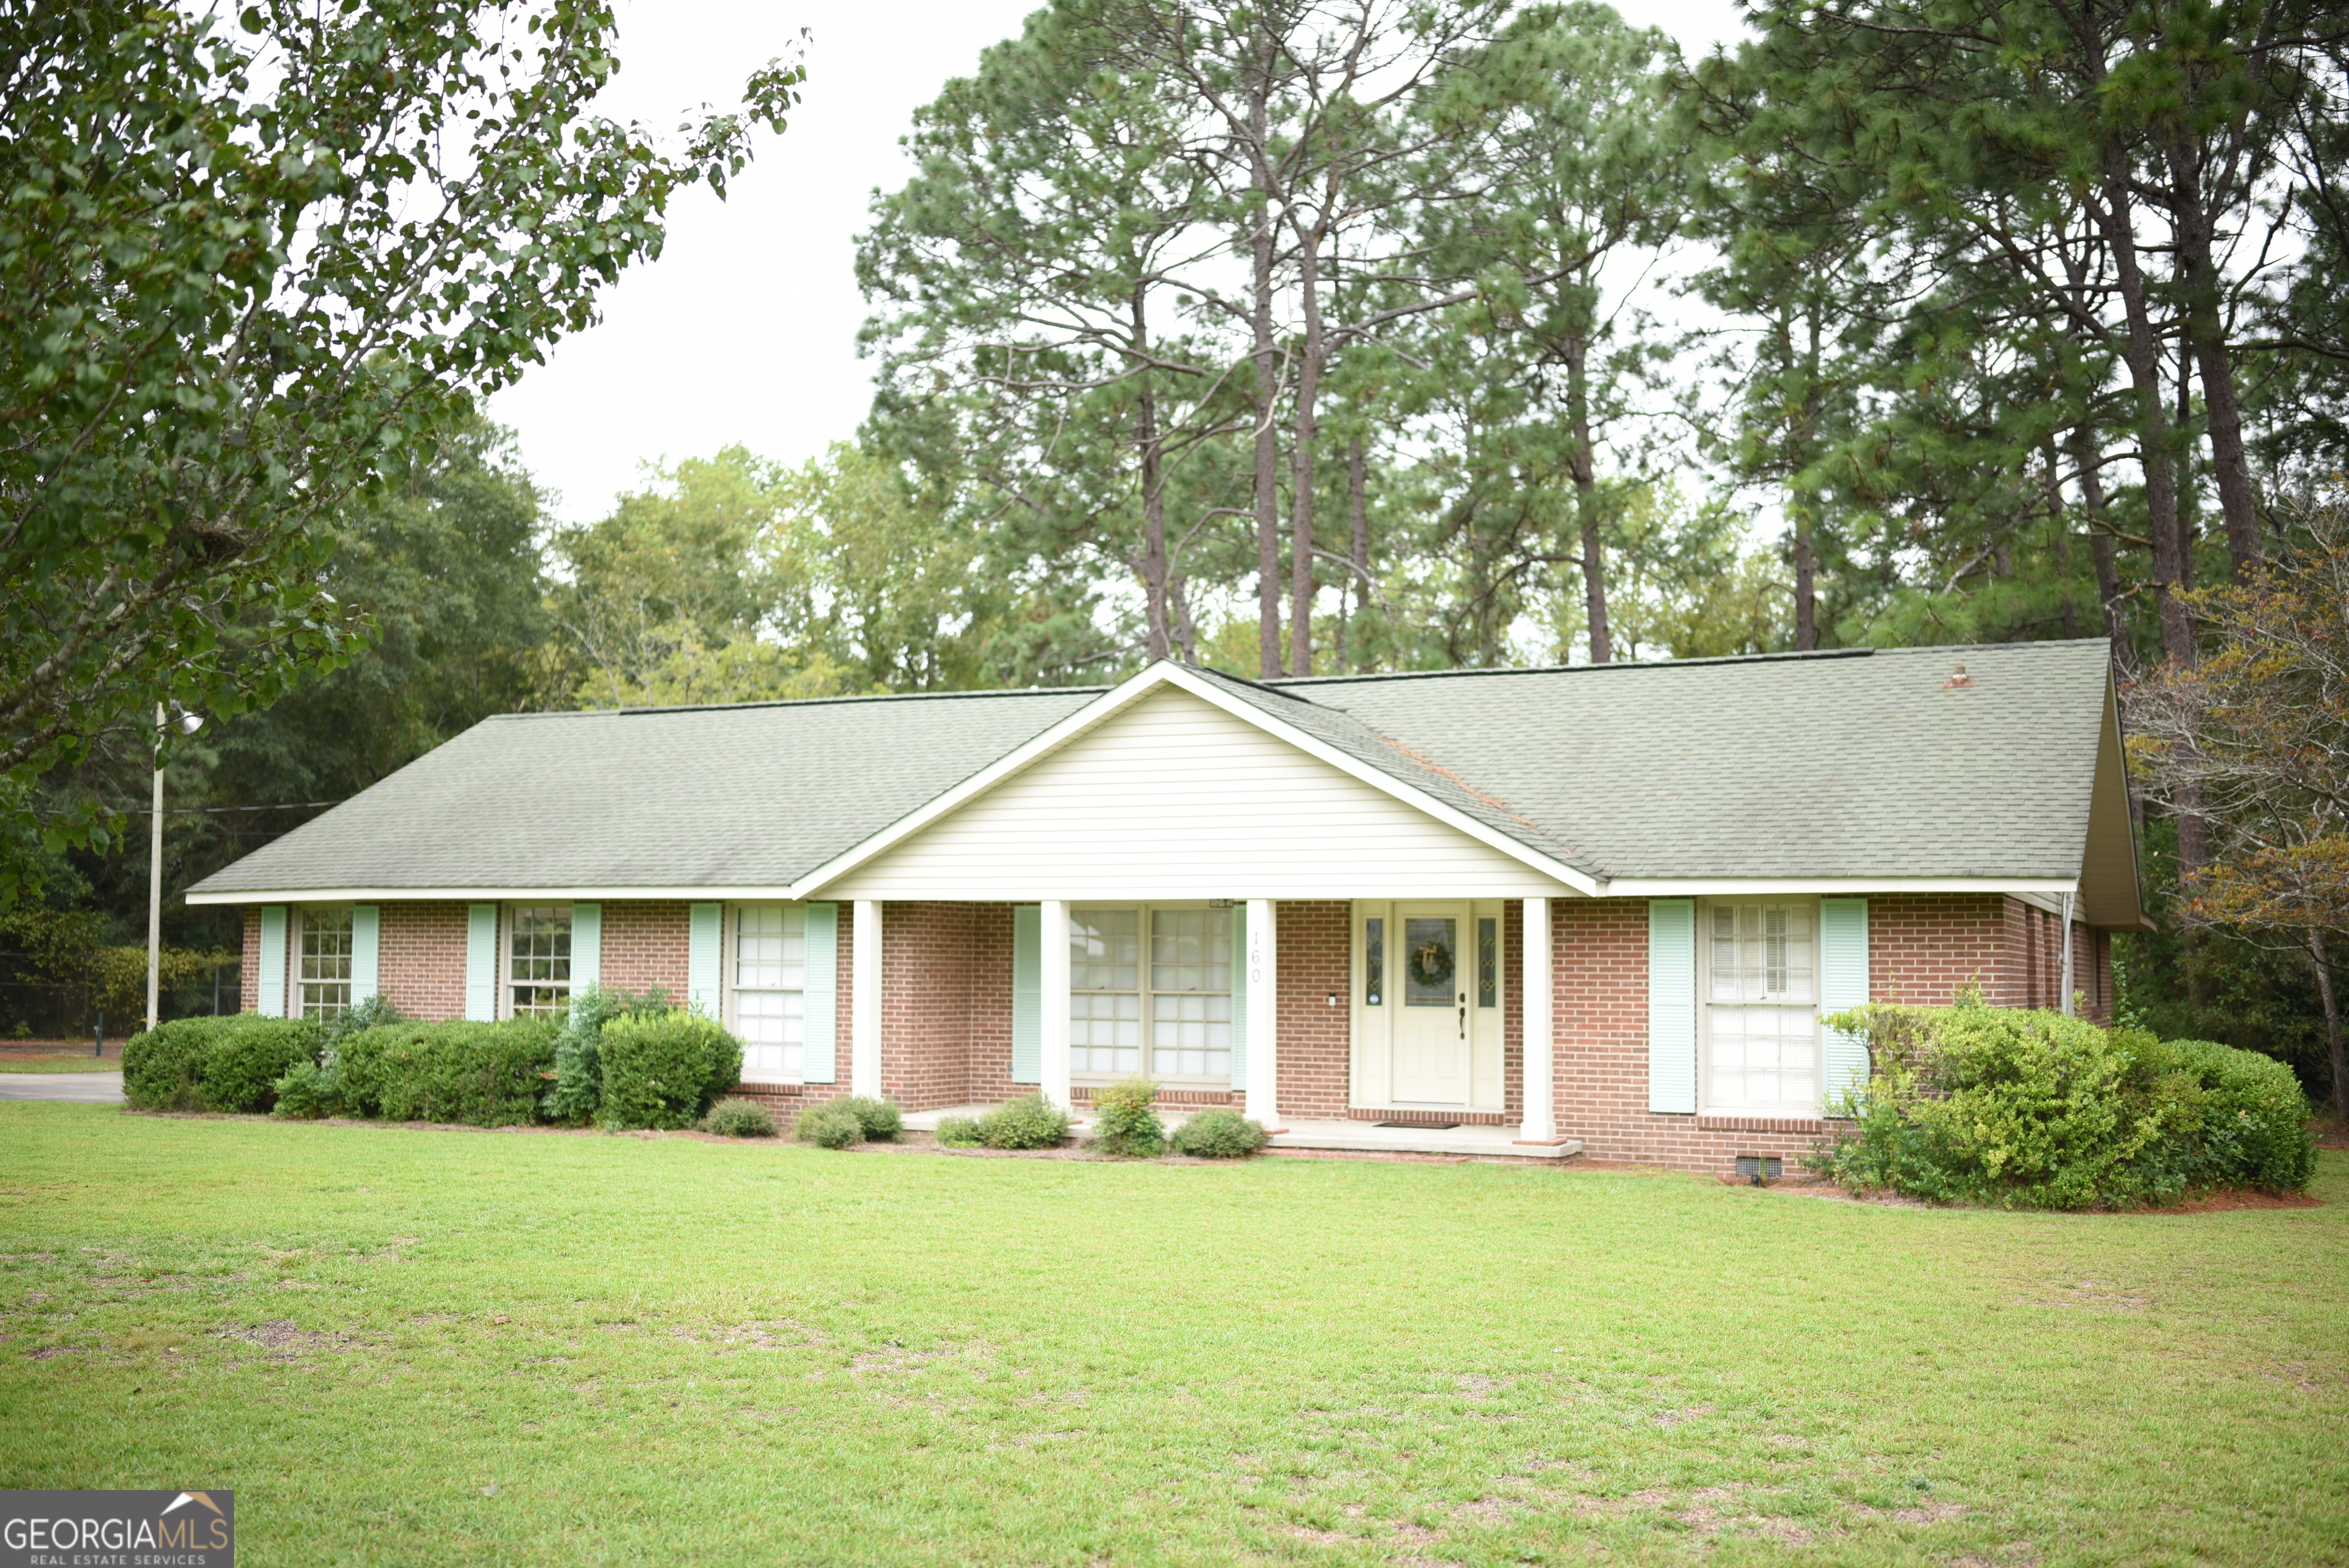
[823,687,1573,900]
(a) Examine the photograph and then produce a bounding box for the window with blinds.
[298,908,354,1020]
[1704,901,1819,1113]
[733,903,806,1081]
[1071,905,1230,1082]
[508,906,571,1018]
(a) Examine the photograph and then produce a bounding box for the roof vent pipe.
[1943,664,1974,689]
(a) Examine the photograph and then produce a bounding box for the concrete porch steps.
[901,1104,1580,1160]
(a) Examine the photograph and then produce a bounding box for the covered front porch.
[829,894,1578,1160]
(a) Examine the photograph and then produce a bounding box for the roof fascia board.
[1605,877,2084,897]
[184,886,807,907]
[790,661,1601,898]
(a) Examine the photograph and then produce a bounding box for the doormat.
[1375,1120,1459,1130]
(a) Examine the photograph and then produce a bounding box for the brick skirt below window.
[1697,1113,1838,1135]
[1348,1107,1512,1127]
[733,1081,805,1098]
[1072,1086,1233,1106]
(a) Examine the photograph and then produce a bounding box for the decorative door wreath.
[1407,937,1455,991]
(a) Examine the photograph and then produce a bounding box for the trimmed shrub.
[599,1010,744,1131]
[700,1096,778,1138]
[976,1093,1071,1150]
[934,1114,983,1148]
[322,994,401,1051]
[544,984,672,1125]
[1090,1079,1165,1157]
[124,1015,323,1112]
[271,1058,344,1119]
[2164,1038,2318,1192]
[337,1017,561,1126]
[1170,1105,1268,1159]
[834,1096,902,1142]
[796,1100,866,1148]
[1815,1000,2222,1208]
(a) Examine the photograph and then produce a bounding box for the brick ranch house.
[188,640,2146,1172]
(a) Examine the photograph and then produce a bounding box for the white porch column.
[853,899,883,1099]
[1041,898,1073,1111]
[1518,895,1556,1144]
[1245,897,1282,1129]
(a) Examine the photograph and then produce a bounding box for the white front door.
[1391,904,1470,1103]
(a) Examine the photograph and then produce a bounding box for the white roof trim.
[1604,878,2082,897]
[184,886,802,907]
[790,661,1601,898]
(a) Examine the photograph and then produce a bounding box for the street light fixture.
[147,703,203,1034]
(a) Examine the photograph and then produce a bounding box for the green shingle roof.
[190,687,1097,894]
[190,639,2129,907]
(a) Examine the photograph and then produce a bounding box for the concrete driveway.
[0,1072,124,1103]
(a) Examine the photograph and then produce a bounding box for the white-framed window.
[732,903,806,1081]
[297,907,353,1020]
[1703,901,1818,1115]
[1071,904,1232,1083]
[508,904,572,1018]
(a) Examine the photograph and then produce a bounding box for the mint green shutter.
[1646,899,1696,1114]
[466,903,498,1021]
[351,904,380,1005]
[1011,904,1041,1084]
[688,901,721,1017]
[1818,898,1870,1112]
[803,902,837,1083]
[570,903,601,1005]
[1227,903,1247,1089]
[257,905,288,1018]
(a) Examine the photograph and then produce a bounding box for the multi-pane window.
[298,908,353,1020]
[1705,902,1818,1112]
[733,904,805,1080]
[1149,908,1230,1079]
[1071,908,1141,1074]
[508,906,571,1018]
[1069,906,1231,1081]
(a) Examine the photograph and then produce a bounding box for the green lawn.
[2,1106,2342,1566]
[0,1053,115,1072]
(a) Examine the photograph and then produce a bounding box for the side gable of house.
[817,683,1575,901]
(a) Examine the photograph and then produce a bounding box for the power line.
[120,800,346,816]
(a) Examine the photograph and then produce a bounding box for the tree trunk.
[1247,39,1281,682]
[2069,427,2129,669]
[1792,505,1817,651]
[2094,157,2193,670]
[1132,288,1170,663]
[1289,235,1324,678]
[1171,573,1199,666]
[2165,141,2261,578]
[1567,330,1608,663]
[2313,926,2347,1123]
[1350,431,1370,673]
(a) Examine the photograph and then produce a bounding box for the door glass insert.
[1364,917,1384,1005]
[1477,917,1498,1008]
[1402,917,1457,1006]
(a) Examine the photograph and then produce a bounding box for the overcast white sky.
[487,0,1755,524]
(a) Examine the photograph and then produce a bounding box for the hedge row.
[1816,1001,2317,1208]
[123,1016,323,1112]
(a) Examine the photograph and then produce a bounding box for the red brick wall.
[881,901,976,1111]
[379,901,466,1019]
[960,903,1021,1105]
[1871,893,2016,1006]
[1264,900,1351,1120]
[239,907,261,1012]
[597,900,688,1002]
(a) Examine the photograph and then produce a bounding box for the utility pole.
[147,703,202,1034]
[147,705,164,1034]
